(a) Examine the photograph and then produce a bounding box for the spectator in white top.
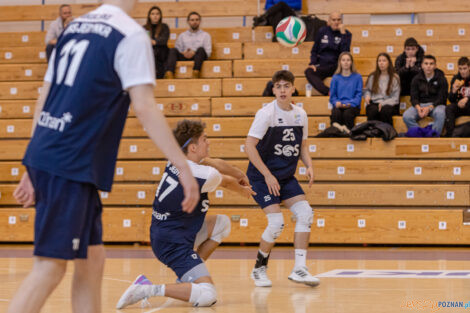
[45,4,72,61]
[164,12,212,79]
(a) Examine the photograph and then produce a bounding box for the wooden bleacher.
[0,1,257,21]
[306,0,470,14]
[1,3,470,244]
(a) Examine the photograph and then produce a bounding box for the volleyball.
[275,16,307,48]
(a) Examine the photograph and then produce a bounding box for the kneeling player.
[117,119,255,308]
[245,70,319,287]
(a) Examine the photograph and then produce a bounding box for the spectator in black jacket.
[403,55,448,135]
[395,37,425,96]
[304,12,351,96]
[445,57,470,136]
[144,6,170,79]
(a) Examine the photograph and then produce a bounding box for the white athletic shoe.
[251,266,272,287]
[116,274,154,309]
[288,267,320,287]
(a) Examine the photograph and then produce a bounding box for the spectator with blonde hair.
[329,52,362,132]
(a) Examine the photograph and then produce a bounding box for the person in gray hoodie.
[403,55,448,135]
[364,53,401,126]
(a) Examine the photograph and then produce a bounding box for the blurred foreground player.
[117,120,255,308]
[8,1,199,313]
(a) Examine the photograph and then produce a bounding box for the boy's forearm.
[220,174,244,194]
[301,144,312,168]
[202,158,245,179]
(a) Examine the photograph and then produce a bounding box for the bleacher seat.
[1,4,470,244]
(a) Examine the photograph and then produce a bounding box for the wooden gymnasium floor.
[0,245,470,313]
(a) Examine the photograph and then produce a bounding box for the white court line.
[0,299,10,302]
[143,299,173,313]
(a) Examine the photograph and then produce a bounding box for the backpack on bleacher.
[300,15,327,42]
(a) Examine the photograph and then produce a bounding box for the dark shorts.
[27,167,103,260]
[151,238,204,280]
[250,176,305,209]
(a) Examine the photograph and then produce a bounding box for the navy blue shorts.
[250,176,305,209]
[151,238,204,280]
[27,167,103,260]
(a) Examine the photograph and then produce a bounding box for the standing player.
[245,70,319,287]
[117,119,255,309]
[8,1,199,313]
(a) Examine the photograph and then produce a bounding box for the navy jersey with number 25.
[151,161,222,245]
[23,4,155,191]
[247,100,308,181]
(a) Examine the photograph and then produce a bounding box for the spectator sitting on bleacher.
[395,37,424,96]
[329,52,362,132]
[45,4,72,61]
[304,11,352,96]
[445,57,470,136]
[143,6,170,79]
[364,53,400,126]
[164,12,211,79]
[403,55,448,135]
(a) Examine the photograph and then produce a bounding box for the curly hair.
[173,119,206,154]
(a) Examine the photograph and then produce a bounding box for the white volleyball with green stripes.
[275,16,307,48]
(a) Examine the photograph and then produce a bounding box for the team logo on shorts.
[264,195,271,202]
[72,238,80,251]
[191,253,198,259]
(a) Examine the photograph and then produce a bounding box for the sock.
[150,284,165,297]
[255,250,270,268]
[294,249,307,269]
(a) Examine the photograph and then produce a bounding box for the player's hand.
[309,65,317,72]
[364,95,371,105]
[339,23,346,34]
[151,39,157,46]
[335,101,342,108]
[306,166,314,187]
[179,166,200,213]
[378,103,383,112]
[240,185,257,198]
[458,97,468,109]
[238,175,251,187]
[264,173,280,197]
[13,172,35,208]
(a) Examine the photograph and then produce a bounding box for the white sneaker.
[116,274,154,309]
[288,267,320,287]
[251,266,272,287]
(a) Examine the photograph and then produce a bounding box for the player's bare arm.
[245,136,280,196]
[13,81,51,208]
[219,174,256,198]
[300,139,314,186]
[129,84,199,213]
[201,157,250,186]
